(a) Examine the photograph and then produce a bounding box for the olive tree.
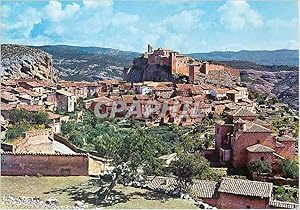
[169,152,210,193]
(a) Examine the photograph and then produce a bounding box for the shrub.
[281,159,299,179]
[248,159,272,175]
[5,122,31,141]
[169,152,210,193]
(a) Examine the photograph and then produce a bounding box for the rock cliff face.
[123,56,173,83]
[1,44,57,81]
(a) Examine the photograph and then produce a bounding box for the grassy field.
[1,176,197,209]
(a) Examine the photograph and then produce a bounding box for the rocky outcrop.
[123,56,173,83]
[241,69,299,109]
[1,44,57,81]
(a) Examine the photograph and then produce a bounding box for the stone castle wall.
[204,63,240,78]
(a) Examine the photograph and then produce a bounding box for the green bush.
[5,122,31,141]
[9,109,49,125]
[248,159,272,175]
[281,159,299,179]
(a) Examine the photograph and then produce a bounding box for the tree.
[5,122,31,141]
[281,159,299,179]
[95,125,163,201]
[68,131,85,147]
[169,152,210,193]
[61,120,77,135]
[204,134,213,150]
[9,109,30,124]
[33,111,49,125]
[94,133,117,157]
[248,160,272,175]
[9,109,49,125]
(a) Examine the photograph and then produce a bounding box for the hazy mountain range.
[188,49,299,67]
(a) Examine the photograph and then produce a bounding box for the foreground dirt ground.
[1,176,197,209]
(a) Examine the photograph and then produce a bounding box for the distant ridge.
[188,49,299,67]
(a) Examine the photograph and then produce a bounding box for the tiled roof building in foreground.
[215,107,296,168]
[145,176,298,209]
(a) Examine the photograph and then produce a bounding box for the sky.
[1,0,298,53]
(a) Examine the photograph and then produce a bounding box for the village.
[1,46,299,209]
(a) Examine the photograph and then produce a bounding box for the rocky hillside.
[188,49,298,67]
[32,45,140,81]
[214,61,299,110]
[124,56,173,83]
[1,44,57,81]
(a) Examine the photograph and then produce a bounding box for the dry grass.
[1,176,197,209]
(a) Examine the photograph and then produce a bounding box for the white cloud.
[8,7,42,38]
[111,12,139,26]
[145,9,203,51]
[218,0,263,30]
[44,0,80,22]
[266,18,297,30]
[82,0,113,9]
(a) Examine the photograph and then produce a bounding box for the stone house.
[217,178,273,209]
[1,91,18,104]
[12,87,43,105]
[56,90,76,113]
[210,88,228,100]
[152,86,174,98]
[215,108,296,168]
[145,176,294,209]
[136,85,152,95]
[1,80,17,88]
[175,84,193,97]
[18,80,44,94]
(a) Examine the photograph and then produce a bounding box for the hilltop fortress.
[125,45,240,84]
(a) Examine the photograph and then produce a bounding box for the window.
[246,206,251,209]
[257,140,260,144]
[217,127,220,134]
[261,157,264,161]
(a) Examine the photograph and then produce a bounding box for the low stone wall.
[1,152,88,176]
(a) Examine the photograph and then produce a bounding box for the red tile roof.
[0,103,17,111]
[231,107,256,117]
[47,112,61,120]
[246,144,274,153]
[1,91,18,102]
[219,178,273,198]
[18,104,44,112]
[135,95,150,100]
[25,81,42,87]
[14,87,42,97]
